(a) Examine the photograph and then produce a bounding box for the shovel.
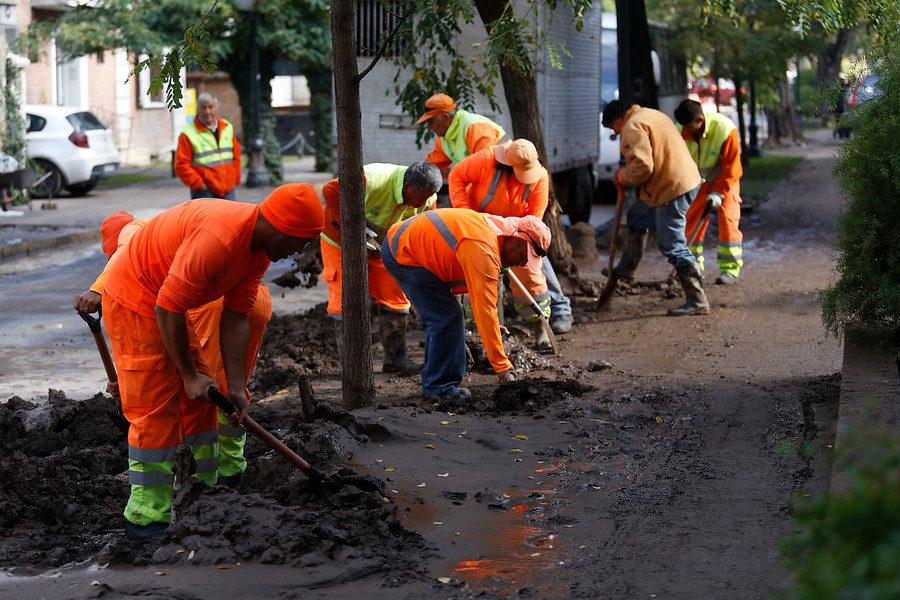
[207,387,328,483]
[505,269,558,355]
[78,307,130,433]
[596,185,625,309]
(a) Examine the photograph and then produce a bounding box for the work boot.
[532,320,553,352]
[549,314,573,334]
[601,229,649,283]
[124,518,168,542]
[715,272,738,285]
[379,308,422,375]
[668,261,710,316]
[333,318,344,375]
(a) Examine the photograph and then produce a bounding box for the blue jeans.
[541,256,571,319]
[655,187,699,268]
[190,188,236,200]
[381,239,466,397]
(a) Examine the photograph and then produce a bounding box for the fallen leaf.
[655,416,663,423]
[189,550,195,560]
[376,459,384,463]
[441,421,450,425]
[558,421,568,424]
[438,473,449,477]
[91,581,100,586]
[156,571,166,576]
[438,577,452,584]
[514,434,529,440]
[48,572,62,578]
[176,549,184,554]
[424,432,436,435]
[384,467,395,472]
[514,458,522,462]
[425,444,435,449]
[510,449,523,453]
[383,497,390,503]
[433,521,443,525]
[417,483,426,487]
[218,566,230,570]
[460,430,468,436]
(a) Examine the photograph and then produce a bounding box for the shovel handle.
[207,387,325,482]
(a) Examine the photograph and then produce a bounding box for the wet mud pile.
[0,390,433,585]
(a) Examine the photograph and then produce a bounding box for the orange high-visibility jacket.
[448,147,549,219]
[385,208,513,373]
[104,200,270,320]
[425,114,505,172]
[174,116,242,197]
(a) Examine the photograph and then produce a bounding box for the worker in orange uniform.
[74,211,272,487]
[417,93,506,172]
[674,99,744,285]
[382,208,550,401]
[320,161,442,375]
[449,138,572,347]
[100,184,322,542]
[174,92,242,200]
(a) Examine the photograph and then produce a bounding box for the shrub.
[821,38,900,357]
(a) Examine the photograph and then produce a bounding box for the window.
[26,114,47,133]
[137,55,167,109]
[356,0,409,57]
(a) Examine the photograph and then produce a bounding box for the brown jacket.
[618,105,701,207]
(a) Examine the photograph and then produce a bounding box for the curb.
[832,327,899,492]
[1,229,101,261]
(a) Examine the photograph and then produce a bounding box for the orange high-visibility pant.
[187,286,272,477]
[508,265,550,322]
[104,296,219,526]
[320,238,411,316]
[684,188,743,277]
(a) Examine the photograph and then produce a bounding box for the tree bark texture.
[764,76,805,146]
[472,0,582,289]
[332,0,375,408]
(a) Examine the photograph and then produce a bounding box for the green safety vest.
[183,120,236,168]
[321,163,436,248]
[678,111,735,181]
[440,110,506,165]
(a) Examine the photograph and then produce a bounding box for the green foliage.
[2,60,27,163]
[129,27,217,110]
[778,413,900,599]
[821,38,900,351]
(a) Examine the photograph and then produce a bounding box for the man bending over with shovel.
[95,184,323,541]
[74,211,272,488]
[382,208,550,401]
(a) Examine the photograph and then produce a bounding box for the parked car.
[24,105,121,198]
[689,77,744,106]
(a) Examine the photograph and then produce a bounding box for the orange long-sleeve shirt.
[425,121,505,172]
[104,200,270,320]
[448,147,549,219]
[385,208,512,373]
[174,117,242,197]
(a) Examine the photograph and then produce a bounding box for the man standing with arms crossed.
[174,92,242,200]
[601,100,708,316]
[674,99,744,285]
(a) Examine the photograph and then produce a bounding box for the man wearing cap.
[174,92,242,200]
[601,100,708,316]
[382,207,551,401]
[417,93,506,172]
[320,161,442,375]
[449,139,573,347]
[101,183,323,541]
[74,212,272,488]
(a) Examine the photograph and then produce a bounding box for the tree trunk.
[332,0,375,408]
[472,0,583,290]
[764,76,805,146]
[733,74,748,166]
[816,28,849,86]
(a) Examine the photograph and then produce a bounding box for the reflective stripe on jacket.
[425,110,506,171]
[448,147,549,219]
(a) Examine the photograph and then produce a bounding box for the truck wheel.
[566,167,593,224]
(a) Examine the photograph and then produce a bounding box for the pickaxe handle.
[207,387,326,483]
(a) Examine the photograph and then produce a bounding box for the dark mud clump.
[0,391,434,586]
[431,378,591,415]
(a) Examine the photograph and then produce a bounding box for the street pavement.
[0,156,335,260]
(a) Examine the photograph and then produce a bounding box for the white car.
[25,105,121,198]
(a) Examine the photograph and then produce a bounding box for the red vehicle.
[689,77,743,105]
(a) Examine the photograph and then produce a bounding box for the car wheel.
[65,178,98,197]
[31,159,64,199]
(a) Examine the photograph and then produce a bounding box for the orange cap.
[483,214,551,272]
[259,183,324,238]
[494,139,543,184]
[100,211,135,259]
[416,93,457,124]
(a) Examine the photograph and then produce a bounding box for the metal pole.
[246,10,268,187]
[748,79,762,157]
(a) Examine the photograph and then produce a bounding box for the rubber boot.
[380,309,422,375]
[532,320,553,352]
[668,262,710,316]
[613,229,649,282]
[333,318,344,375]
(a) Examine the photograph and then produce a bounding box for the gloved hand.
[613,168,625,190]
[708,192,724,209]
[364,227,379,252]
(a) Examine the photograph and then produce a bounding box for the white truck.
[350,4,602,223]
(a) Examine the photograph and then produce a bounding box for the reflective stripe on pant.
[321,238,411,318]
[508,264,549,321]
[382,244,466,397]
[105,297,219,526]
[217,412,247,477]
[684,189,743,278]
